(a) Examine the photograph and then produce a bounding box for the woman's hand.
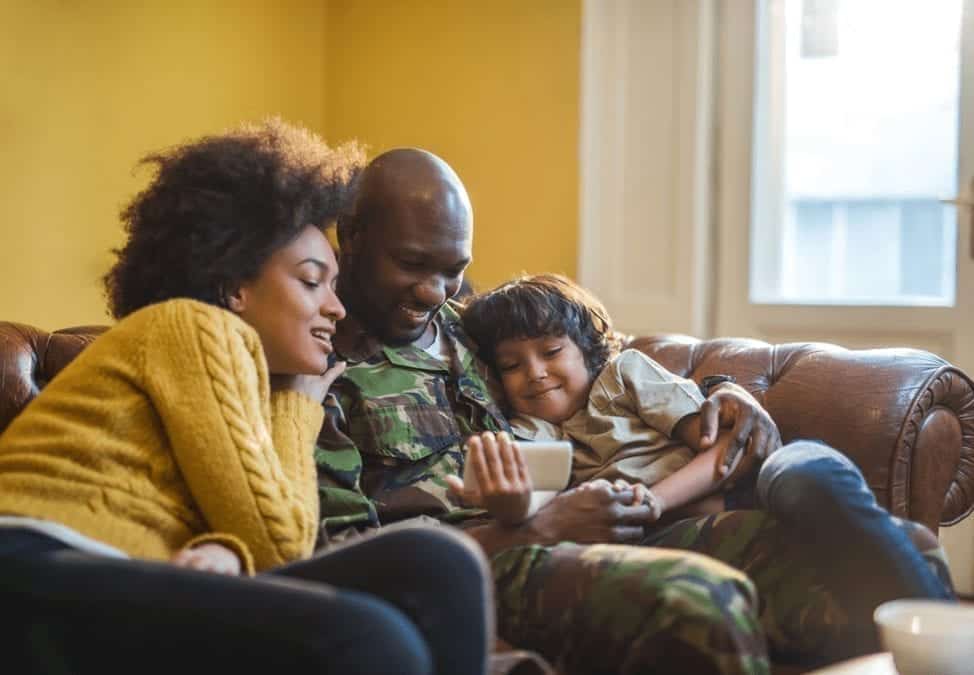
[445,431,534,526]
[171,542,242,575]
[270,360,347,402]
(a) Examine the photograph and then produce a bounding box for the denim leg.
[277,525,492,675]
[756,441,954,612]
[0,529,434,675]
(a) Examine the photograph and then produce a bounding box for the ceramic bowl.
[873,599,974,675]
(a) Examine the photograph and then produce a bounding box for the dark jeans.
[756,441,952,604]
[0,525,491,675]
[643,440,954,664]
[756,440,954,657]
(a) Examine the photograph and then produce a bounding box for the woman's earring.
[224,287,245,313]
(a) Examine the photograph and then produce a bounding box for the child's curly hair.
[104,118,366,318]
[461,273,625,378]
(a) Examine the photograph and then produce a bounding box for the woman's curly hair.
[461,273,626,379]
[104,118,366,318]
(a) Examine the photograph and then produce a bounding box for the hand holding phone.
[444,432,530,525]
[445,433,573,524]
[463,437,572,493]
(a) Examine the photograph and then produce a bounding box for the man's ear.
[337,215,364,256]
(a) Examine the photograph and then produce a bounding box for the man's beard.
[340,281,432,346]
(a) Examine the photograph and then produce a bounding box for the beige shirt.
[511,349,704,487]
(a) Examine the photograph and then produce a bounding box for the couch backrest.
[0,322,106,433]
[628,334,974,530]
[1,322,972,532]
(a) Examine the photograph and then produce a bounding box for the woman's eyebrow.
[297,258,327,270]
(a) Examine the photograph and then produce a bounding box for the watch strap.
[699,374,736,398]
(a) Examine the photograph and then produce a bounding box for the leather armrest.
[0,322,107,433]
[627,334,974,533]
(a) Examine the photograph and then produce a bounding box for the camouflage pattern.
[315,305,773,673]
[314,302,952,672]
[642,510,955,665]
[314,401,379,532]
[316,302,508,532]
[491,543,770,675]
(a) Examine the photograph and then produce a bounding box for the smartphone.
[463,440,573,492]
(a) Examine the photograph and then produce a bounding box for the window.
[750,0,962,305]
[783,198,951,302]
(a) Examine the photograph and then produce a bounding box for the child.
[457,273,741,526]
[460,277,955,665]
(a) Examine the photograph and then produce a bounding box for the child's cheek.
[502,379,528,414]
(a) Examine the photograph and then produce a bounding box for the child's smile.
[495,334,593,424]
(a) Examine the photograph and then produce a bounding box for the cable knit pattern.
[189,305,308,561]
[0,299,322,572]
[268,391,321,553]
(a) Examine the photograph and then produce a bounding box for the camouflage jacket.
[315,302,510,537]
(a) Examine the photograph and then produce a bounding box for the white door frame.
[578,0,717,338]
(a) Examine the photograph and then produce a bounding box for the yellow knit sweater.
[0,298,323,574]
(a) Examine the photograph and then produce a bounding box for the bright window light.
[750,0,962,306]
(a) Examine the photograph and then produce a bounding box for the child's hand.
[446,431,534,526]
[171,542,241,575]
[612,479,665,521]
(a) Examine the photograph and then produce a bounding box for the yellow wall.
[0,0,581,328]
[323,0,581,293]
[0,1,327,328]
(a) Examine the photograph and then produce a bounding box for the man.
[315,148,952,673]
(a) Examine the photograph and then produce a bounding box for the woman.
[0,119,492,675]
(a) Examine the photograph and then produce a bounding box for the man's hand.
[610,479,665,521]
[171,542,242,575]
[445,432,533,525]
[528,479,659,545]
[698,382,781,484]
[703,429,754,485]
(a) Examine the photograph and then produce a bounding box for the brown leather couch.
[628,334,974,535]
[2,320,973,675]
[3,320,972,535]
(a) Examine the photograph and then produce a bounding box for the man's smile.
[397,304,432,327]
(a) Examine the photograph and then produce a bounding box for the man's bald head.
[338,148,472,244]
[336,148,474,345]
